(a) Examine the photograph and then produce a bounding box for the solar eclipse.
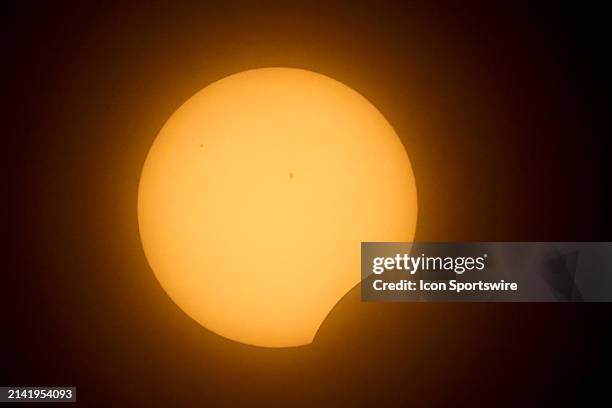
[138,67,417,347]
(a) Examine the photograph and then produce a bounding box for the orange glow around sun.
[138,68,417,347]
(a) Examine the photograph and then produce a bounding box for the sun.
[138,68,417,347]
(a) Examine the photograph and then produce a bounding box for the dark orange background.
[6,1,611,406]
